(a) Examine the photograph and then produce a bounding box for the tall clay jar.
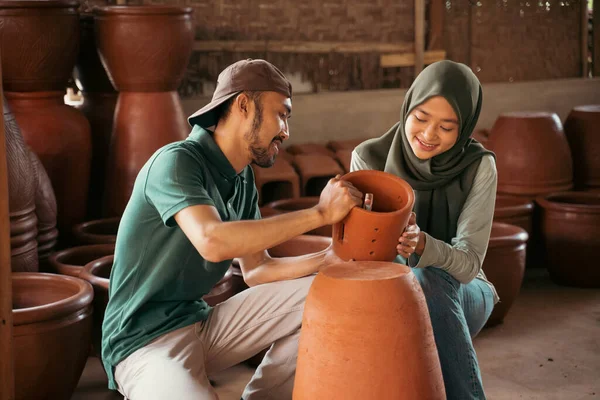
[94,6,194,216]
[332,170,415,261]
[0,0,93,247]
[75,12,118,219]
[564,105,600,190]
[293,261,445,399]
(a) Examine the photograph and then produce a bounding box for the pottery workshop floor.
[72,268,600,400]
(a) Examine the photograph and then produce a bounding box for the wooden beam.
[594,0,600,77]
[192,40,413,54]
[414,0,426,75]
[581,0,589,77]
[0,50,15,400]
[380,50,447,68]
[428,0,444,50]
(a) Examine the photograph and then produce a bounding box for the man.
[101,58,363,400]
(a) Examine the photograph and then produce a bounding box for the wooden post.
[415,0,426,75]
[428,0,444,50]
[0,50,15,400]
[594,0,600,77]
[581,0,590,77]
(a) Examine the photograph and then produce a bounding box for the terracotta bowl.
[536,191,600,288]
[263,197,332,236]
[72,217,120,245]
[333,170,415,261]
[13,272,93,400]
[48,243,115,277]
[483,222,528,327]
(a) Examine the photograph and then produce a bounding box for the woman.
[351,60,497,399]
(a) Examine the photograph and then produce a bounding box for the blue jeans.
[412,267,495,400]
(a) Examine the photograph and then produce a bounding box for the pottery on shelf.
[483,222,528,327]
[251,156,300,205]
[72,217,120,245]
[334,149,352,173]
[292,154,344,196]
[536,191,600,288]
[262,197,331,236]
[293,261,445,399]
[487,112,573,198]
[564,105,600,190]
[287,143,335,157]
[48,243,115,277]
[326,138,367,152]
[13,272,93,400]
[332,170,415,262]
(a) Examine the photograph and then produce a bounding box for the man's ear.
[236,92,250,117]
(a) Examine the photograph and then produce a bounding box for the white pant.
[114,275,315,400]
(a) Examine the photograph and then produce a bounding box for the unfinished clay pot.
[287,143,335,157]
[6,91,92,247]
[80,255,112,357]
[292,154,344,197]
[564,105,600,190]
[94,6,194,92]
[326,138,367,152]
[537,192,600,288]
[488,112,573,197]
[332,170,415,262]
[72,217,120,245]
[0,0,79,92]
[293,261,445,399]
[252,156,300,205]
[482,222,528,327]
[13,272,93,400]
[48,243,115,277]
[263,197,331,236]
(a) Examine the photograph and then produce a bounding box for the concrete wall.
[181,77,600,146]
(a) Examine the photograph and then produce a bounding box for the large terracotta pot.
[5,96,38,272]
[293,261,445,399]
[6,91,92,247]
[482,222,528,327]
[13,272,93,400]
[564,105,600,190]
[332,170,414,261]
[263,197,331,236]
[48,243,115,277]
[80,255,112,357]
[537,192,600,288]
[0,0,79,92]
[72,217,120,245]
[487,112,573,198]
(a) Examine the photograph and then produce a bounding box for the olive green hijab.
[355,60,494,243]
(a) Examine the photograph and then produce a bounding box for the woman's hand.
[397,212,424,258]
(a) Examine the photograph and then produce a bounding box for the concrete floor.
[72,269,600,400]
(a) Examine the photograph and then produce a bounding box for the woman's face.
[404,96,460,160]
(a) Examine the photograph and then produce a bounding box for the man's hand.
[397,212,424,258]
[315,175,363,225]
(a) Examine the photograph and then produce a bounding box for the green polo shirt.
[101,126,260,390]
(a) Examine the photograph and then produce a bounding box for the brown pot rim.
[5,91,67,99]
[12,272,94,326]
[72,217,120,244]
[0,0,79,9]
[340,170,415,216]
[80,255,114,290]
[536,191,600,214]
[94,5,193,16]
[215,267,233,286]
[497,111,558,119]
[488,222,528,248]
[49,243,116,268]
[494,195,534,217]
[571,105,600,113]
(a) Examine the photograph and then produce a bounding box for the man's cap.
[188,59,293,128]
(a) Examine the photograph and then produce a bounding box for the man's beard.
[246,106,278,168]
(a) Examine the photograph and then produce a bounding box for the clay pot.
[292,154,344,196]
[335,149,352,173]
[564,105,600,190]
[259,206,281,218]
[482,222,528,327]
[203,267,235,306]
[72,217,120,245]
[332,170,415,262]
[263,197,331,236]
[79,255,112,357]
[4,95,38,272]
[326,138,367,152]
[94,6,194,92]
[48,243,115,277]
[0,0,80,92]
[287,143,335,157]
[13,272,93,400]
[488,112,573,198]
[472,129,490,148]
[252,156,300,206]
[6,91,92,247]
[537,192,600,288]
[293,261,445,399]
